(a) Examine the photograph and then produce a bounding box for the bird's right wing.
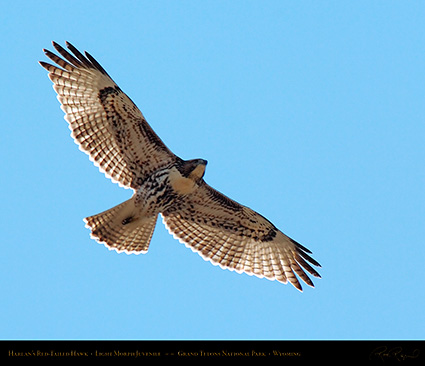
[40,41,176,190]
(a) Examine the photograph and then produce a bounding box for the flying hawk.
[40,41,321,291]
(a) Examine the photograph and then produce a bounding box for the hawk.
[40,41,321,291]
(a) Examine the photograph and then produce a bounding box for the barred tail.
[84,197,158,254]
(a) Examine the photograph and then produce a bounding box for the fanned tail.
[84,197,157,254]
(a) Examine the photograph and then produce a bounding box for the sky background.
[1,1,424,340]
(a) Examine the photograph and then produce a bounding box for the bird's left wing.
[162,182,321,291]
[40,41,176,190]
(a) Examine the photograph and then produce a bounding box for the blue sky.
[1,1,424,340]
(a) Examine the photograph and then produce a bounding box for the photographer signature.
[370,346,420,362]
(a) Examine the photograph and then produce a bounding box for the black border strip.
[2,340,424,363]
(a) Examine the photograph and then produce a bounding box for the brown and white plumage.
[162,183,320,291]
[40,41,321,291]
[40,41,176,190]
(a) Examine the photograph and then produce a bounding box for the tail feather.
[84,198,157,254]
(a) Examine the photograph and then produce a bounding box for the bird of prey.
[40,41,321,291]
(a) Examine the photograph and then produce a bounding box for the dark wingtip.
[51,41,63,53]
[290,238,322,269]
[85,50,109,75]
[290,238,312,254]
[38,60,49,69]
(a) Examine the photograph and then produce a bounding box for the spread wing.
[162,182,321,291]
[40,41,176,190]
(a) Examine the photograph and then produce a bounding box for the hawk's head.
[180,159,208,181]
